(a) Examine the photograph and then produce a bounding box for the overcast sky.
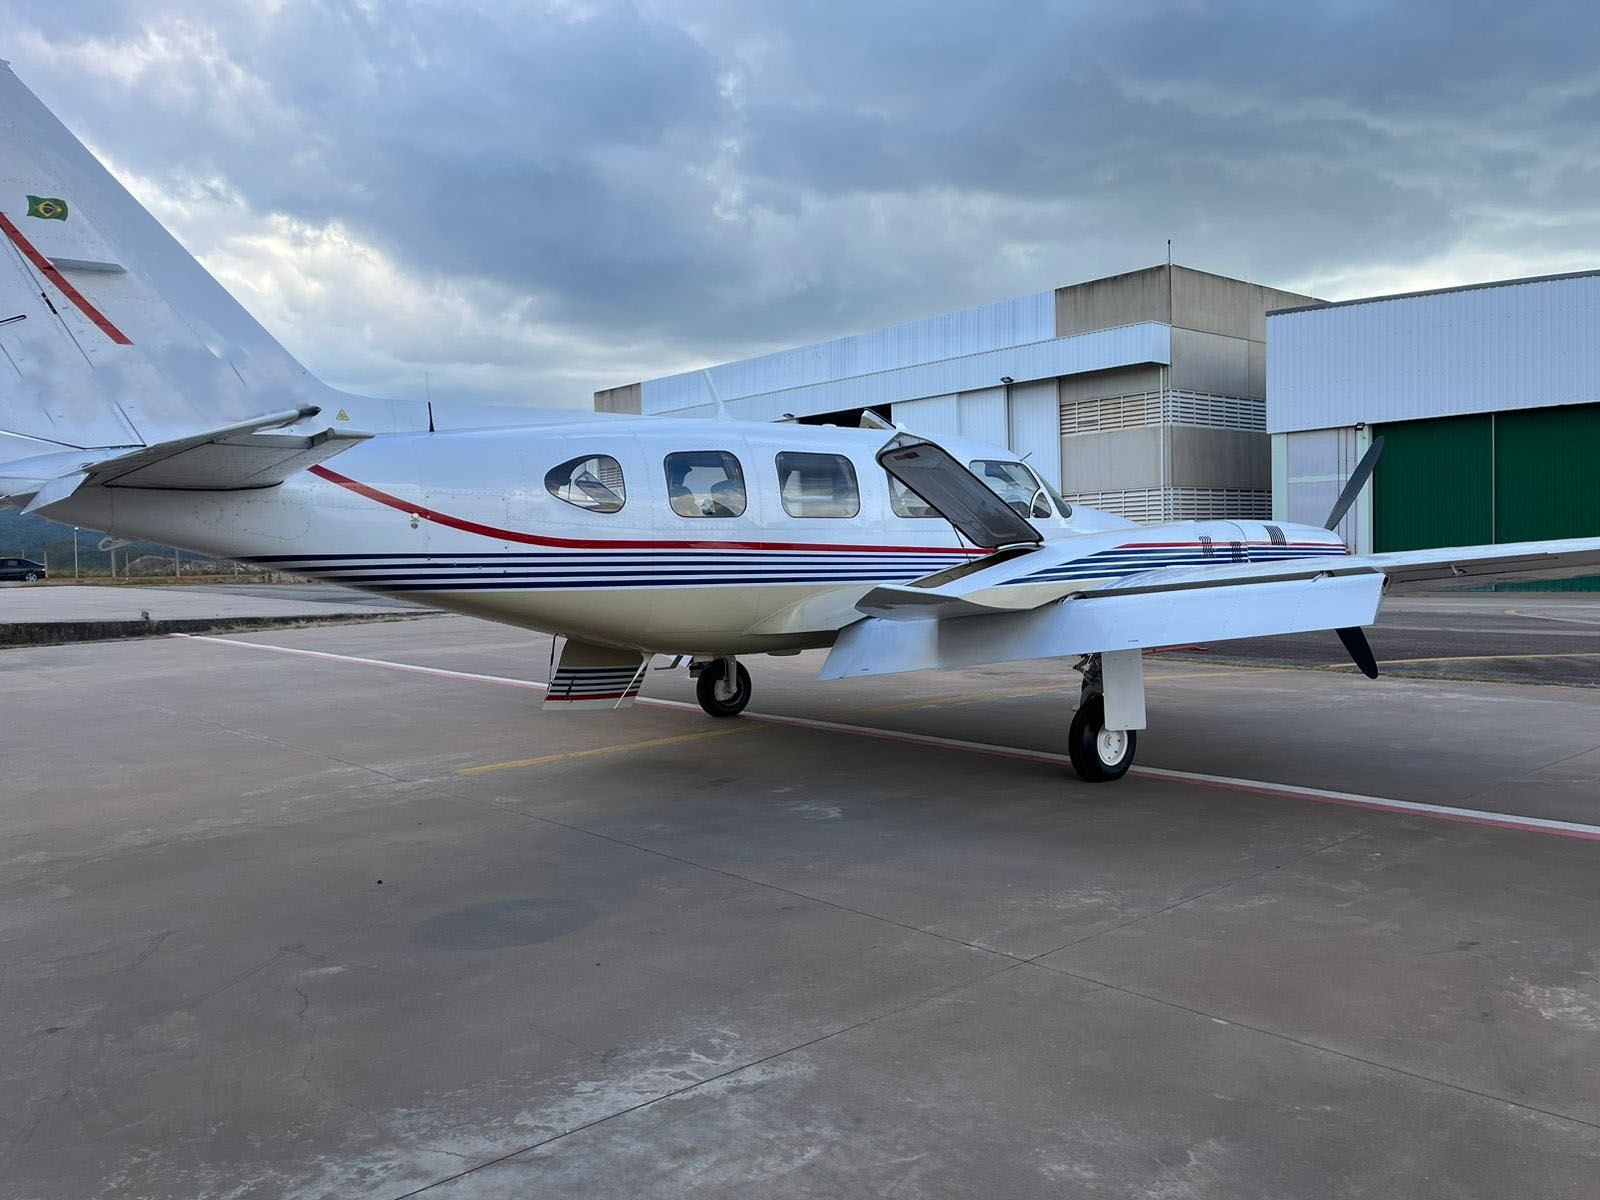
[5,1,1598,408]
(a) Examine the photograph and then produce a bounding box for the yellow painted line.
[1503,606,1600,627]
[1298,650,1600,671]
[1372,650,1600,667]
[460,725,757,775]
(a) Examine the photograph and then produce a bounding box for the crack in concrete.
[383,959,1029,1200]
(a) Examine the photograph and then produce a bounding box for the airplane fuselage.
[50,417,1350,656]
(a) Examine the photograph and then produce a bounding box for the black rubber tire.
[1067,696,1137,783]
[695,660,752,718]
[23,572,39,582]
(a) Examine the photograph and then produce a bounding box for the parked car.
[0,557,48,581]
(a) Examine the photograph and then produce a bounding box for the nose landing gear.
[693,656,752,718]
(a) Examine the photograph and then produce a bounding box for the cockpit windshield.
[968,460,1064,520]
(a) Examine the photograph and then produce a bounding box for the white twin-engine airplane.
[4,64,1600,782]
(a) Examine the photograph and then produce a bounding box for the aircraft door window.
[775,452,860,518]
[886,474,939,518]
[664,451,747,518]
[969,460,1054,519]
[545,454,627,513]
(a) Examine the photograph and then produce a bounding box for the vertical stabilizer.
[0,62,422,451]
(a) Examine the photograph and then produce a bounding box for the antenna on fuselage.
[700,370,731,420]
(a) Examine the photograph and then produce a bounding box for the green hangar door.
[1372,405,1600,590]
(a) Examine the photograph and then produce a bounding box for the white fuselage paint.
[49,416,1349,656]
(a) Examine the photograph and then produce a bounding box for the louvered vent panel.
[1061,391,1266,435]
[1066,488,1271,523]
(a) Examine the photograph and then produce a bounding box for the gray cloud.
[5,0,1600,405]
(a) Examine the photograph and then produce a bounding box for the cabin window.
[969,459,1053,519]
[776,452,860,518]
[545,454,626,513]
[886,474,939,518]
[664,451,747,518]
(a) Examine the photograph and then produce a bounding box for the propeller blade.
[1336,626,1380,679]
[1325,435,1386,531]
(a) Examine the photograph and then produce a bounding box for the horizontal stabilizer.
[9,405,368,516]
[85,420,372,490]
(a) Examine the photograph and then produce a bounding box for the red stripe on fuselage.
[0,210,133,345]
[307,465,987,555]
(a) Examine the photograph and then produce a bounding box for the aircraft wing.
[822,535,1600,680]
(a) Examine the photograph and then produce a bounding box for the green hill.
[0,508,203,575]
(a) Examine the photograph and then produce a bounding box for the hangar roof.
[1267,268,1600,434]
[1268,267,1600,317]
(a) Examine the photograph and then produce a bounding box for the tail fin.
[0,60,395,454]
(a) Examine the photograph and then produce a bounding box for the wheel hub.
[1095,727,1128,767]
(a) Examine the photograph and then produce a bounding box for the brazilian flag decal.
[26,195,68,221]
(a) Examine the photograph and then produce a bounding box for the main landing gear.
[1068,651,1145,783]
[692,656,752,718]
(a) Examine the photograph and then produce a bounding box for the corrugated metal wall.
[1372,415,1493,551]
[1372,405,1600,589]
[892,389,1006,446]
[645,322,1170,422]
[644,292,1055,412]
[890,382,1061,487]
[1495,405,1600,590]
[1268,271,1600,434]
[1496,406,1600,540]
[1008,379,1062,487]
[1280,427,1365,548]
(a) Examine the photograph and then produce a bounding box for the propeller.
[1326,436,1385,677]
[1337,626,1380,679]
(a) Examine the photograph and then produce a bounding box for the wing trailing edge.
[822,574,1386,680]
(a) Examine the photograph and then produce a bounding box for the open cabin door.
[876,433,1043,550]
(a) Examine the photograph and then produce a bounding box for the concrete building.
[1268,269,1600,588]
[597,265,1316,522]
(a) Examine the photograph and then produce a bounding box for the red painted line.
[308,465,986,555]
[0,210,133,344]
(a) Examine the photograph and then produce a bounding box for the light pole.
[73,526,79,579]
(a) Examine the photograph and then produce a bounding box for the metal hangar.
[596,265,1316,523]
[1269,269,1600,587]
